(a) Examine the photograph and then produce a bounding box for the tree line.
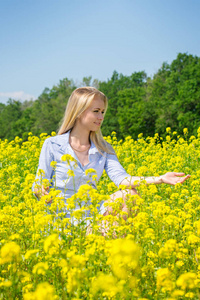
[1,52,200,141]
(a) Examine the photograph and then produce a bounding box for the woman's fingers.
[162,172,190,185]
[34,185,50,199]
[42,185,49,196]
[174,172,186,176]
[41,186,52,203]
[178,174,191,183]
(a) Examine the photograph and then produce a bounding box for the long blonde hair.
[58,87,114,154]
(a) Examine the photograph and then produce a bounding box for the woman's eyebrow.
[93,107,105,110]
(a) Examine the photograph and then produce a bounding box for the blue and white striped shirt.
[33,131,129,199]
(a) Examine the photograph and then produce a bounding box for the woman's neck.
[70,126,90,146]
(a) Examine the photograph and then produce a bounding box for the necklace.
[70,143,90,152]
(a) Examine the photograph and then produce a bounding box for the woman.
[33,87,190,218]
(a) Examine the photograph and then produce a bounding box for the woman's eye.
[93,110,104,113]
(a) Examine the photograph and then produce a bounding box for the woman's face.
[77,96,105,132]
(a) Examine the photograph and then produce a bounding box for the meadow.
[0,128,200,299]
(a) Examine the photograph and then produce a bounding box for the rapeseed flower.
[176,272,196,290]
[0,242,20,264]
[32,262,49,275]
[43,234,61,255]
[157,268,174,292]
[0,129,199,298]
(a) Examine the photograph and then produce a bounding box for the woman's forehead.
[90,96,105,109]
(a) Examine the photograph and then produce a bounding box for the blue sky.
[0,0,199,104]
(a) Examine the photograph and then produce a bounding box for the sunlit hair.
[58,87,114,154]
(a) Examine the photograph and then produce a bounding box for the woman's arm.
[120,172,191,187]
[104,147,190,188]
[32,138,54,198]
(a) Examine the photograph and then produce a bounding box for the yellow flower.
[0,280,12,288]
[176,272,196,290]
[67,169,75,177]
[187,234,200,246]
[10,233,21,240]
[166,127,171,133]
[61,154,76,163]
[158,239,179,258]
[91,273,122,297]
[144,228,155,240]
[50,161,57,168]
[157,268,174,292]
[171,290,184,297]
[22,283,33,293]
[24,282,56,300]
[71,207,86,220]
[42,178,50,188]
[43,234,61,255]
[70,254,87,268]
[37,168,45,178]
[185,292,195,298]
[32,262,48,275]
[85,168,97,176]
[0,242,20,264]
[1,129,200,299]
[107,182,117,192]
[40,133,48,138]
[24,249,39,260]
[106,238,140,279]
[92,174,98,181]
[35,282,55,300]
[183,128,188,135]
[176,260,184,268]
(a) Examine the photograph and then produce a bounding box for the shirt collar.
[52,131,99,155]
[89,141,99,155]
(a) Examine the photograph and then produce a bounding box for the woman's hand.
[34,185,49,200]
[161,172,190,185]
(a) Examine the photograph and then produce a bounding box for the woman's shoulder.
[44,132,69,146]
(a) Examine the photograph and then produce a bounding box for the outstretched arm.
[120,172,191,188]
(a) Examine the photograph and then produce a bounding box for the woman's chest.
[53,150,106,180]
[73,151,89,167]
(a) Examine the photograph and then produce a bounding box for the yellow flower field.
[0,128,200,299]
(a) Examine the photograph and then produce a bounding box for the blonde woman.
[33,87,190,218]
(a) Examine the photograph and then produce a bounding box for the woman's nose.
[98,112,104,120]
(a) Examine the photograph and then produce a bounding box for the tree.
[1,53,200,141]
[100,71,147,138]
[82,76,92,86]
[30,78,76,135]
[0,99,22,140]
[150,53,200,135]
[117,82,155,139]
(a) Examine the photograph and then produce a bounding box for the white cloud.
[0,91,37,104]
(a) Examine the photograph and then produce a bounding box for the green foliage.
[99,70,147,138]
[151,53,200,136]
[0,53,200,141]
[30,78,76,136]
[117,86,155,139]
[0,100,23,140]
